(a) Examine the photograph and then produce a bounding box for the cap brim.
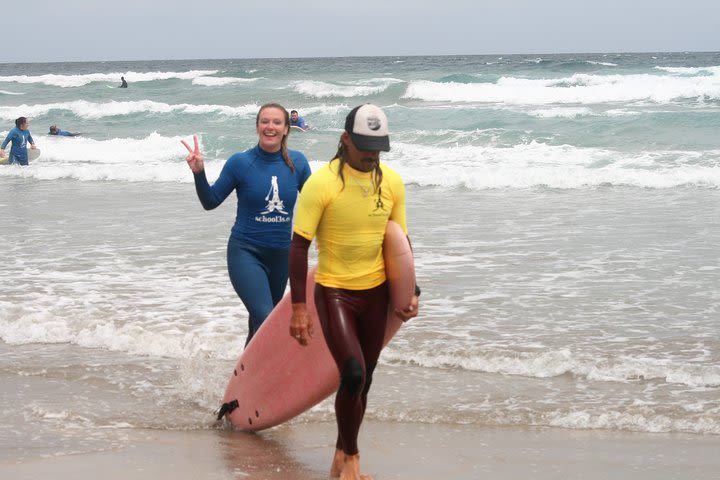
[349,133,390,152]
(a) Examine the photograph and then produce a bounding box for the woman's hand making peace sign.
[181,135,204,173]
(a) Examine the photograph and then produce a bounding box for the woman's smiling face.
[256,106,289,153]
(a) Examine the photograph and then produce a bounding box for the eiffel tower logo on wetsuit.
[373,186,385,212]
[261,176,288,215]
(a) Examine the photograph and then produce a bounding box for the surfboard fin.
[216,399,239,420]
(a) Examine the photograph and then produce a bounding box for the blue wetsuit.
[193,144,311,345]
[290,117,307,129]
[1,127,34,165]
[50,129,77,136]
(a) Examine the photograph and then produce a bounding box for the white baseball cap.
[344,104,390,152]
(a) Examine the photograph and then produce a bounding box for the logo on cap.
[367,116,382,131]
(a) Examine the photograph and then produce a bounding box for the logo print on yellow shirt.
[373,190,385,212]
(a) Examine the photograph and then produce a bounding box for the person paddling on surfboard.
[1,116,37,166]
[49,125,81,137]
[182,103,312,346]
[290,110,308,131]
[289,104,420,480]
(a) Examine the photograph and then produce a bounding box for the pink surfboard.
[217,220,415,431]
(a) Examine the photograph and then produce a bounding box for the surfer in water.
[49,125,81,136]
[1,117,37,166]
[119,76,128,88]
[182,103,311,346]
[290,109,308,131]
[288,104,420,480]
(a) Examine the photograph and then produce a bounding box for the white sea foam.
[367,404,720,435]
[526,106,639,118]
[293,78,403,98]
[0,132,224,182]
[192,76,262,86]
[403,72,720,104]
[656,65,720,75]
[2,132,719,189]
[0,100,260,120]
[0,89,24,95]
[386,141,720,189]
[546,409,720,434]
[0,99,348,121]
[585,357,720,388]
[4,134,387,182]
[384,348,576,378]
[0,70,218,88]
[527,107,595,118]
[0,247,245,361]
[384,346,720,389]
[0,302,242,364]
[604,108,642,117]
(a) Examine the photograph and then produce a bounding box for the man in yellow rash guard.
[294,141,406,290]
[288,104,420,480]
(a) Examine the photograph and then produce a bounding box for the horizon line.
[1,50,718,66]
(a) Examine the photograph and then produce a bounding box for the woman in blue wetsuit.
[1,117,37,165]
[182,103,312,346]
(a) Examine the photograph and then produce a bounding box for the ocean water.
[1,52,719,462]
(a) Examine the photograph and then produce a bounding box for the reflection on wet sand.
[218,427,326,479]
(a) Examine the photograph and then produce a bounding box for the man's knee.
[340,357,364,395]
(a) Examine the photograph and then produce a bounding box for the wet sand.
[2,420,718,479]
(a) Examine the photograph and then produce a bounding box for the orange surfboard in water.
[218,220,416,431]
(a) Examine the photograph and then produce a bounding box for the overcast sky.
[3,0,719,63]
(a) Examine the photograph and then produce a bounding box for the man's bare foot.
[339,453,373,480]
[330,449,345,478]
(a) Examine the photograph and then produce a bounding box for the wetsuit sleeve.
[289,233,311,303]
[1,132,11,149]
[192,171,219,210]
[192,157,239,210]
[28,133,34,145]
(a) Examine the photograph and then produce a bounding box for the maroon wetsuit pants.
[314,282,390,456]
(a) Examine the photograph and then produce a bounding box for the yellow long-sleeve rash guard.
[293,159,408,290]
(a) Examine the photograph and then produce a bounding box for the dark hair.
[331,136,383,197]
[291,110,298,114]
[256,103,294,172]
[15,117,27,128]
